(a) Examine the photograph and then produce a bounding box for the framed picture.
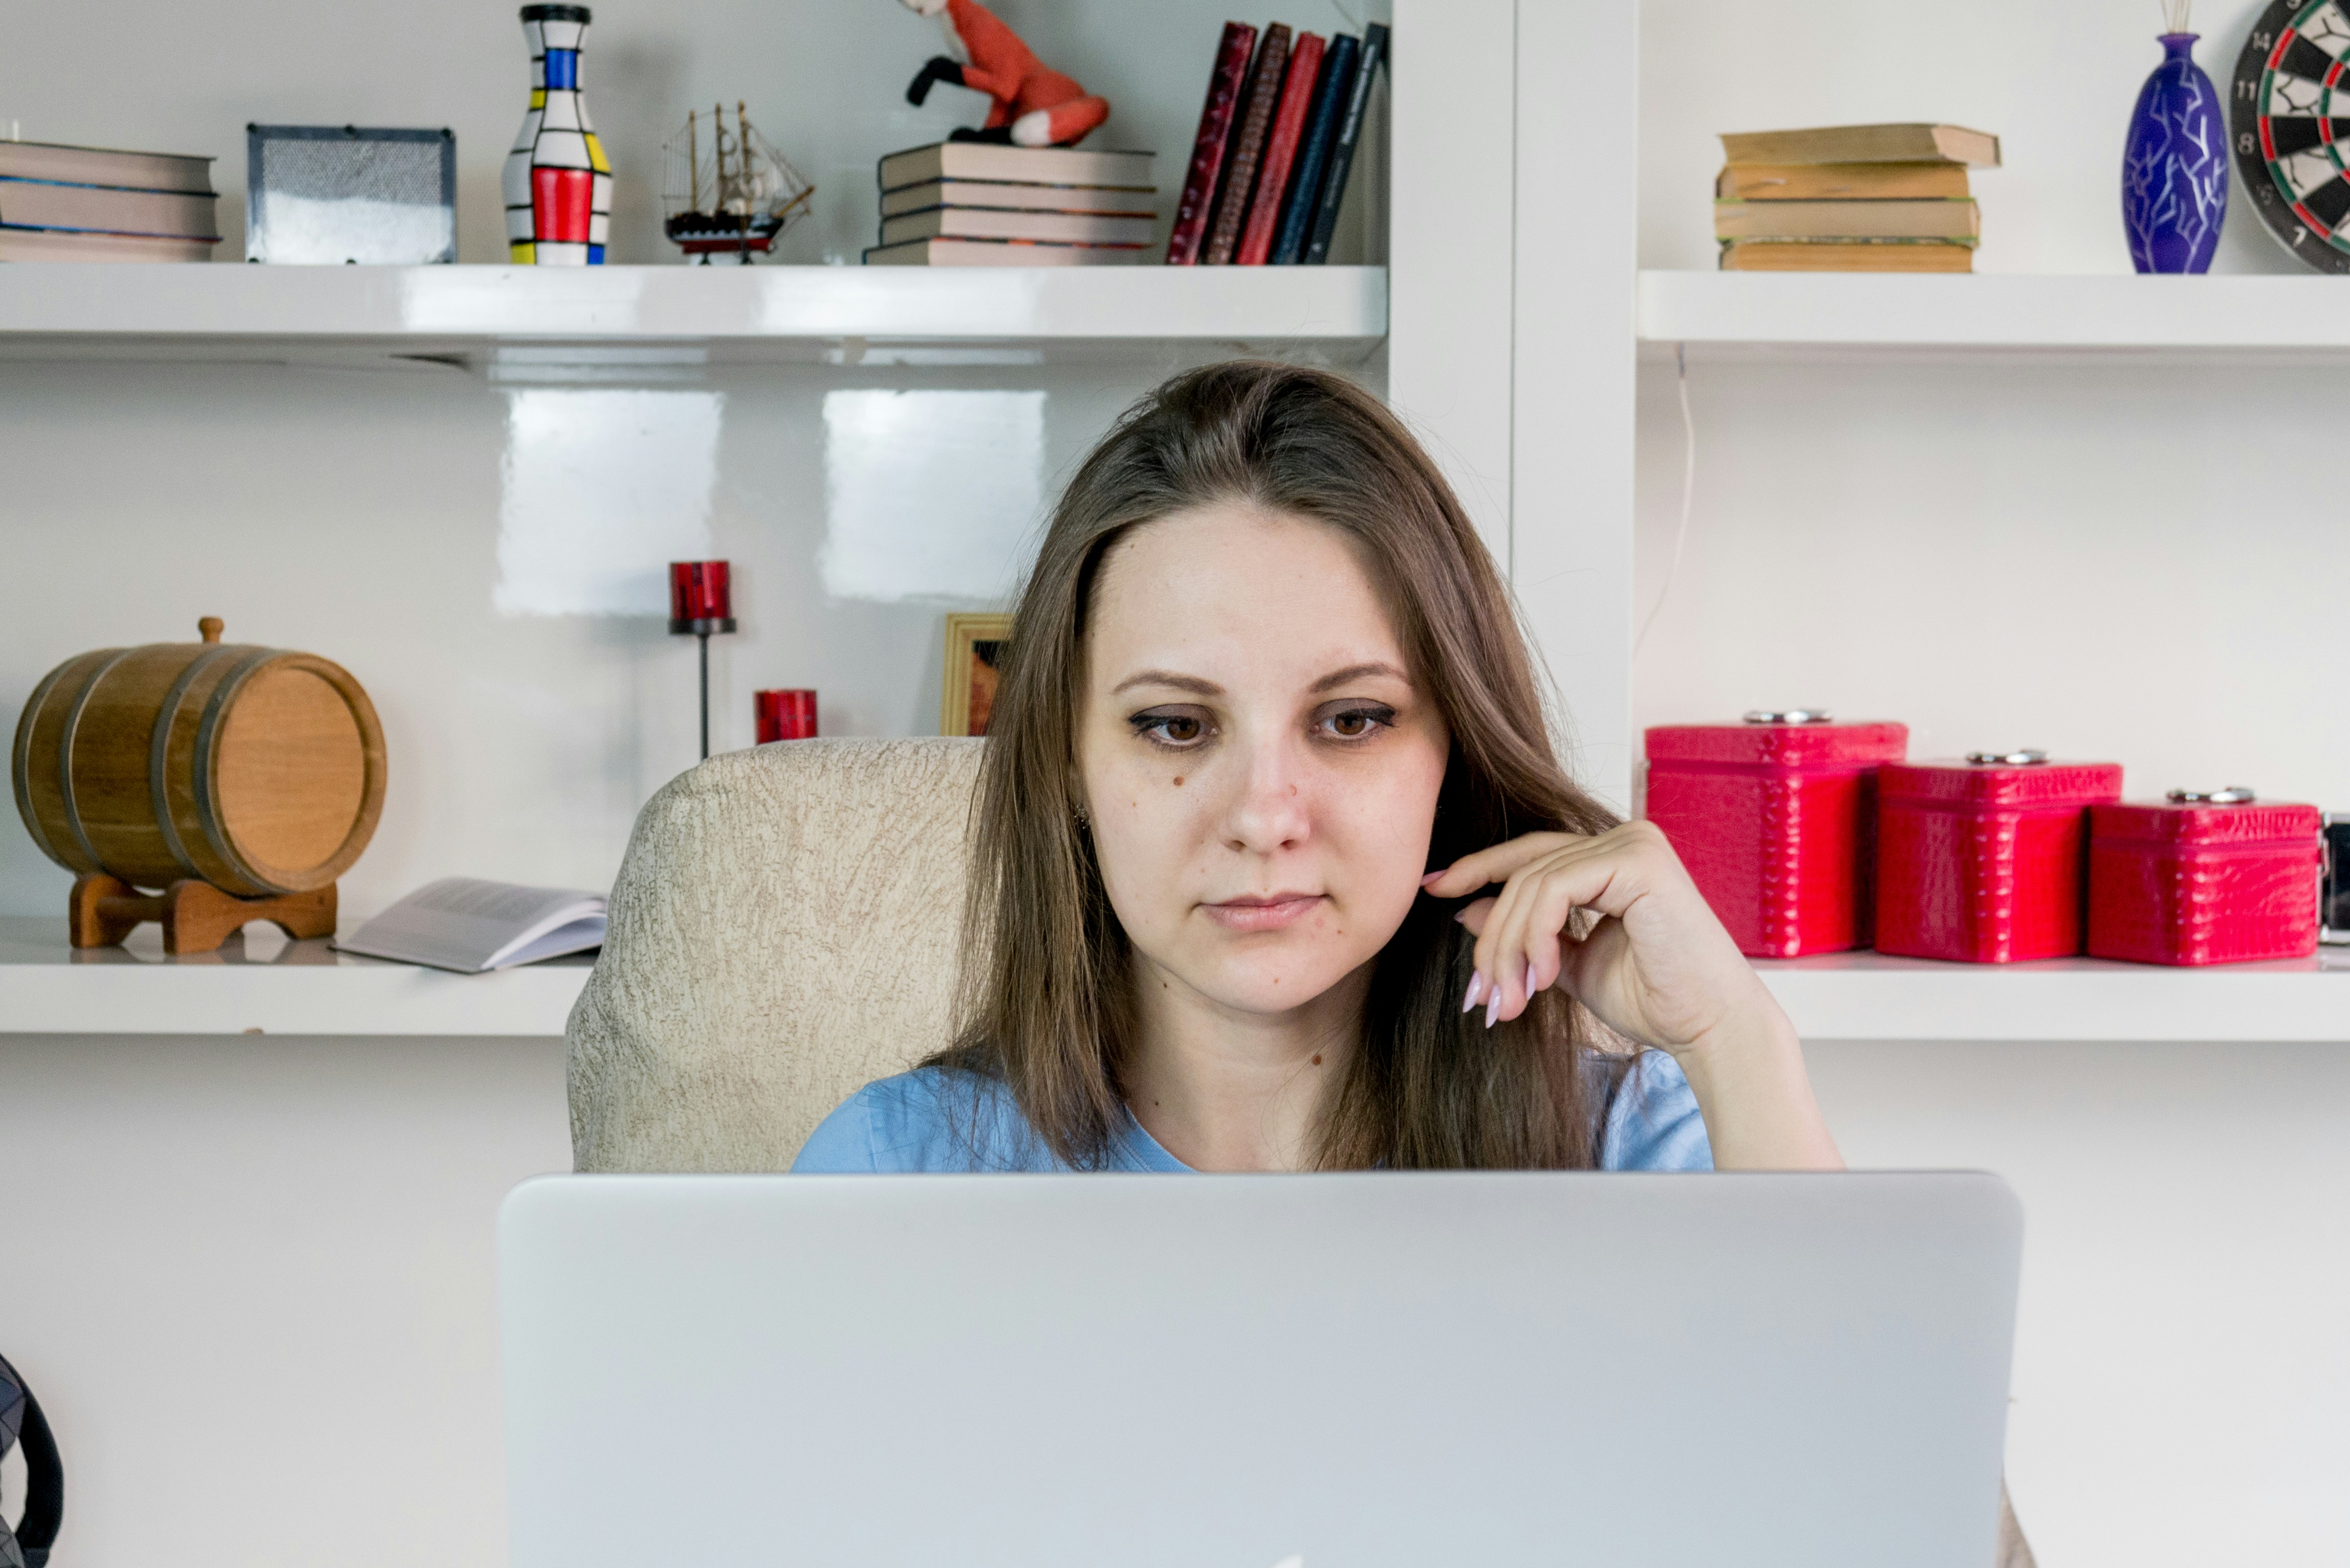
[941,614,1013,737]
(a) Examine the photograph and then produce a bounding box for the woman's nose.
[1220,734,1313,853]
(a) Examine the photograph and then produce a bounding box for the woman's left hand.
[1423,822,1842,1171]
[1421,821,1776,1058]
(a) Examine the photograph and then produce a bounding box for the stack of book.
[0,139,220,262]
[1713,123,2000,274]
[864,142,1157,266]
[1166,18,1388,266]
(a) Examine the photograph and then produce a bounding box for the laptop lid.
[500,1172,2020,1568]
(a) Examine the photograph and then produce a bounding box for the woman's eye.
[1320,705,1395,740]
[1130,709,1210,747]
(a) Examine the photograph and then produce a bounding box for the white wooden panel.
[1514,0,1640,809]
[1387,0,1516,561]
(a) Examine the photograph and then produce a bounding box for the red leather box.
[1876,752,2123,963]
[2086,790,2323,965]
[1644,711,1908,957]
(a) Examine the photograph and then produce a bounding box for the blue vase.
[2122,32,2227,273]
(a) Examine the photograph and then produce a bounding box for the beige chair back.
[567,738,984,1172]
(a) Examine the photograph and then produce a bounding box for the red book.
[1204,25,1290,266]
[1875,755,2124,963]
[1166,22,1258,265]
[1236,33,1324,267]
[2086,795,2323,965]
[1644,715,1910,958]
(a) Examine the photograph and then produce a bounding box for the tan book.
[1718,123,2001,168]
[1716,161,1971,201]
[861,236,1146,266]
[0,138,215,194]
[1714,198,1980,242]
[1719,240,1975,274]
[0,227,215,262]
[878,207,1158,247]
[880,180,1157,219]
[877,142,1155,193]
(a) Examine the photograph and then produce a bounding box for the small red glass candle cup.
[668,561,735,631]
[756,689,818,743]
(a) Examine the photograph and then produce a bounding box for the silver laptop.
[500,1172,2020,1568]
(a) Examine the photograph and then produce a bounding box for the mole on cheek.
[1173,775,1184,787]
[1312,1053,1323,1066]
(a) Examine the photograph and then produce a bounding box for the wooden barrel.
[11,617,386,896]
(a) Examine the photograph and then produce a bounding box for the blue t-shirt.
[793,1051,1713,1173]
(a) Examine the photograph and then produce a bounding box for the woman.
[796,360,1841,1175]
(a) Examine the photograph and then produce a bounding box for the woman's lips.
[1200,893,1326,932]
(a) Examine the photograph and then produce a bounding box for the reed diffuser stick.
[2162,0,2192,34]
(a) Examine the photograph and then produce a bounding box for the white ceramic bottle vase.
[504,4,612,264]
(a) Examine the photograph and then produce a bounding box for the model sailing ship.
[662,103,815,263]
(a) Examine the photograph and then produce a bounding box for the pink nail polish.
[1484,986,1502,1030]
[1421,871,1445,888]
[1462,971,1486,1013]
[1525,960,1540,1001]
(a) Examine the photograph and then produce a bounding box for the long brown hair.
[926,360,1624,1169]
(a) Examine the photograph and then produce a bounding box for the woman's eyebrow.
[1310,661,1409,693]
[1111,670,1224,697]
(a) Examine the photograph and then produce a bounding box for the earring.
[1074,802,1090,830]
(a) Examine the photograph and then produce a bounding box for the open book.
[335,878,606,974]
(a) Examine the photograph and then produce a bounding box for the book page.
[336,877,605,973]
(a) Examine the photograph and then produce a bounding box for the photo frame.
[941,614,1013,737]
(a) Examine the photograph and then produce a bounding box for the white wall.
[0,354,1397,922]
[0,1033,571,1568]
[1638,5,2350,1565]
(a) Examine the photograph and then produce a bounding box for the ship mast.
[686,108,700,213]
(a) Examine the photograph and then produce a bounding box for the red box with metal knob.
[1643,712,1909,958]
[1875,752,2123,963]
[2086,791,2323,965]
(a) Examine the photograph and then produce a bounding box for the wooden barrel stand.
[70,873,339,955]
[14,616,386,954]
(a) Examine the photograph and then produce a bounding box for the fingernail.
[1462,971,1486,1012]
[1525,960,1540,1001]
[1453,908,1469,925]
[1484,986,1502,1030]
[1420,871,1445,888]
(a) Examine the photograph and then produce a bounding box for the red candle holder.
[755,689,818,743]
[668,560,737,760]
[668,560,735,633]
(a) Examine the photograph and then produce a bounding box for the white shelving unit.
[1639,270,2350,355]
[11,917,2340,1042]
[0,263,1388,366]
[0,919,586,1036]
[1756,949,2350,1043]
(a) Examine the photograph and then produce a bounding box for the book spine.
[1165,22,1258,265]
[1301,22,1387,265]
[1203,26,1290,266]
[1270,33,1359,266]
[1236,34,1324,267]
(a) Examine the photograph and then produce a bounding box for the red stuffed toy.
[901,0,1111,147]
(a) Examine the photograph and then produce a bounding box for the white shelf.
[7,917,2344,1043]
[1756,949,2350,1043]
[0,263,1387,367]
[0,918,586,1036]
[1639,270,2350,357]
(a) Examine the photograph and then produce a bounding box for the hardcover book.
[1166,21,1258,264]
[1203,25,1291,265]
[1270,31,1359,265]
[1237,33,1325,267]
[1302,21,1388,264]
[1718,123,2001,168]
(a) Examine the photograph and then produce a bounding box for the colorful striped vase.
[504,4,612,264]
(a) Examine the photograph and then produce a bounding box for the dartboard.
[2233,0,2350,271]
